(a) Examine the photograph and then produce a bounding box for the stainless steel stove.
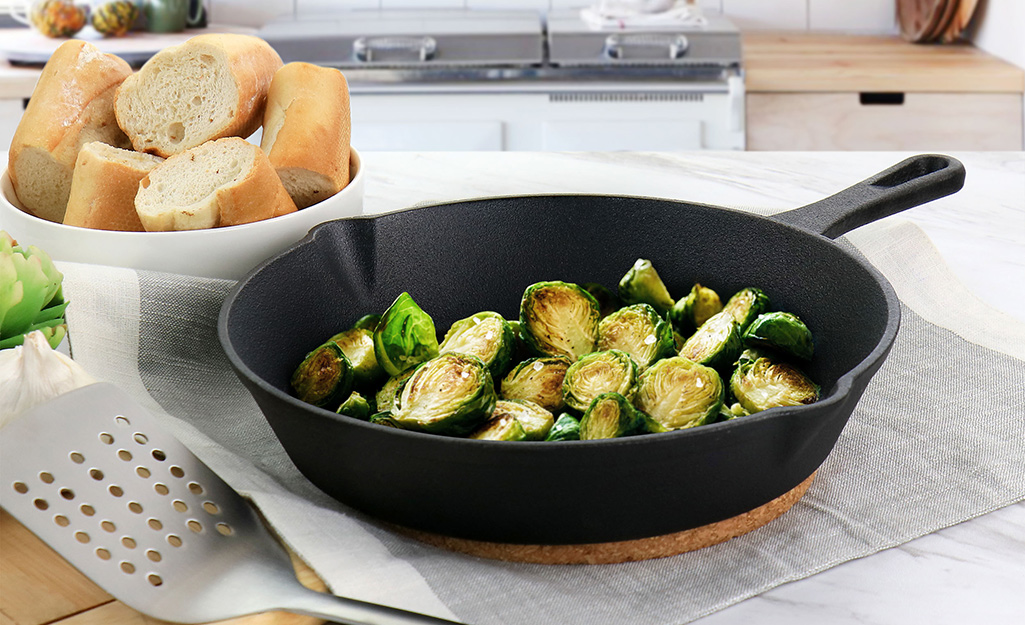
[258,9,744,151]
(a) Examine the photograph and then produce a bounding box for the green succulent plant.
[1,231,68,350]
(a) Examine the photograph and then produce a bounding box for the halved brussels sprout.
[678,310,743,371]
[632,356,724,430]
[375,367,416,413]
[715,402,748,423]
[579,392,644,440]
[730,355,820,414]
[669,283,723,335]
[352,314,382,332]
[545,412,581,441]
[499,356,572,412]
[519,281,600,360]
[721,287,769,331]
[369,412,402,428]
[468,413,528,441]
[373,292,439,377]
[486,399,554,441]
[617,259,675,316]
[439,311,516,380]
[392,354,497,436]
[562,349,638,413]
[582,282,621,319]
[328,328,386,388]
[291,341,354,408]
[336,391,371,420]
[742,312,815,361]
[597,303,675,371]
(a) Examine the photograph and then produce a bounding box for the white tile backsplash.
[379,0,465,8]
[720,0,807,30]
[298,0,382,16]
[809,0,896,33]
[467,0,550,11]
[208,0,294,27]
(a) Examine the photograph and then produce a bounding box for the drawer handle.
[860,92,905,105]
[604,34,689,60]
[353,36,438,63]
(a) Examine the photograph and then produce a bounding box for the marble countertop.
[353,150,1025,625]
[2,149,1022,624]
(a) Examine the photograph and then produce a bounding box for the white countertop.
[352,150,1025,624]
[2,149,1023,623]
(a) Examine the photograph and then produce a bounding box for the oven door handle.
[353,36,438,63]
[603,34,689,60]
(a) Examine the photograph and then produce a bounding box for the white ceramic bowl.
[1,148,364,280]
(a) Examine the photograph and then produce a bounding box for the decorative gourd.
[91,0,139,37]
[29,0,88,37]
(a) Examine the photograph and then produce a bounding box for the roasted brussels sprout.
[439,311,516,379]
[499,356,572,412]
[485,399,554,441]
[715,402,748,423]
[579,392,645,440]
[373,292,439,377]
[562,349,638,413]
[468,413,528,441]
[336,392,372,420]
[392,354,497,436]
[352,314,382,332]
[375,367,416,413]
[328,328,386,388]
[581,282,621,318]
[291,341,354,408]
[369,412,402,428]
[597,303,675,371]
[669,283,723,335]
[545,412,581,441]
[617,259,674,316]
[720,287,769,331]
[633,356,724,430]
[519,281,600,360]
[730,355,820,414]
[743,312,815,361]
[678,310,744,371]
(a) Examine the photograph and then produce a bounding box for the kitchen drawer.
[746,92,1024,151]
[542,120,704,151]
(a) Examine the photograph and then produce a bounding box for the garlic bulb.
[0,330,97,428]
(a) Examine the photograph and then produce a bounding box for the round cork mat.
[394,472,816,565]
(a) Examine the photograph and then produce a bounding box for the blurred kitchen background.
[0,0,1022,152]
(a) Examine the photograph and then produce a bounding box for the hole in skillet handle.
[771,154,966,239]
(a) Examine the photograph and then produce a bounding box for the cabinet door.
[542,120,704,151]
[353,121,505,151]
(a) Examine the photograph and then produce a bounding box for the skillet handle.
[771,154,965,239]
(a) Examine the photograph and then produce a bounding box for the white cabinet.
[0,98,24,149]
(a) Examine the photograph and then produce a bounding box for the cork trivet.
[396,472,815,565]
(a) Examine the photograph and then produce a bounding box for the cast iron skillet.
[218,154,965,545]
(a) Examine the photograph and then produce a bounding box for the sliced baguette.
[261,62,351,209]
[115,34,283,158]
[134,137,296,231]
[63,142,164,232]
[8,40,133,223]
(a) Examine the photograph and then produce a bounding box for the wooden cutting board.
[897,0,953,43]
[939,0,980,43]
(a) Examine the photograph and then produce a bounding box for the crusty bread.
[134,137,296,231]
[63,141,164,232]
[8,40,133,223]
[261,62,351,209]
[114,34,282,158]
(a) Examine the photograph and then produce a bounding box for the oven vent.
[549,92,705,103]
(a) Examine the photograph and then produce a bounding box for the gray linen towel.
[56,219,1025,625]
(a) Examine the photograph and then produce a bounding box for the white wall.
[206,0,900,34]
[966,0,1025,69]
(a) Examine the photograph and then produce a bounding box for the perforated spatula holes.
[2,384,458,625]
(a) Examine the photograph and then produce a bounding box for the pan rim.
[218,192,901,448]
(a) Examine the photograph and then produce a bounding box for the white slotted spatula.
[0,382,460,625]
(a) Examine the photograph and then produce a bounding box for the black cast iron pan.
[218,154,965,545]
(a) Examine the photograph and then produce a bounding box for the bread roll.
[8,40,133,223]
[135,137,296,231]
[114,34,282,158]
[261,62,351,209]
[63,141,164,232]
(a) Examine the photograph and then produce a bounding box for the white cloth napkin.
[581,0,708,30]
[56,219,1025,625]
